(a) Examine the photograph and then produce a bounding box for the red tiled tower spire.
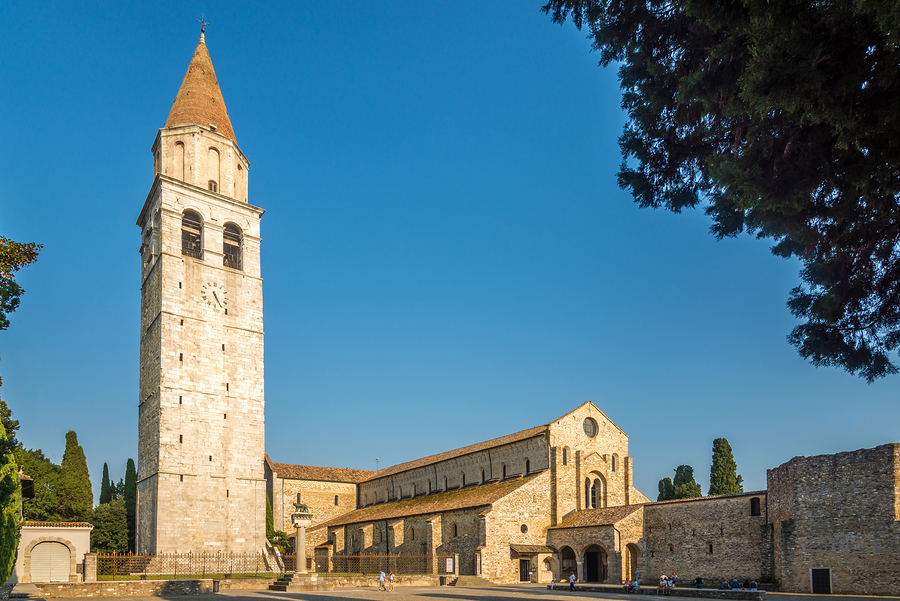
[165,33,236,142]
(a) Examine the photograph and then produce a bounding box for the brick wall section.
[766,443,900,596]
[642,493,769,586]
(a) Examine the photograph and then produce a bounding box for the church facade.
[136,34,900,596]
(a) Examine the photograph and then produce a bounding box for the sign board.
[446,558,454,573]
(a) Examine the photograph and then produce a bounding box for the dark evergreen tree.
[99,463,111,505]
[709,438,743,496]
[57,431,92,522]
[18,449,61,522]
[0,420,19,582]
[657,477,675,501]
[544,0,900,381]
[90,499,128,553]
[0,399,19,449]
[673,464,702,499]
[124,459,136,552]
[114,478,124,501]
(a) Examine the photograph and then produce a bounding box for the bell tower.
[136,30,266,553]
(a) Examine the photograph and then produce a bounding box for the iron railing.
[97,552,276,581]
[97,552,455,581]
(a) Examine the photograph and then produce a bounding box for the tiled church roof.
[362,424,549,482]
[166,34,236,142]
[265,455,373,483]
[553,504,644,528]
[310,473,540,530]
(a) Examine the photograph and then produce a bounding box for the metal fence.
[98,552,455,581]
[97,552,277,581]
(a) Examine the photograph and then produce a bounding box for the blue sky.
[1,0,897,503]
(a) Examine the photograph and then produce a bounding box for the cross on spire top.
[196,14,210,40]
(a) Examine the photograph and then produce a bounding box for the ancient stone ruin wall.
[766,443,900,596]
[642,493,770,587]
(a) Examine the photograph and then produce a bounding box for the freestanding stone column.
[291,493,313,574]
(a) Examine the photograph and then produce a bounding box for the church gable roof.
[311,474,539,530]
[266,455,374,483]
[553,503,644,528]
[363,424,549,482]
[165,35,236,142]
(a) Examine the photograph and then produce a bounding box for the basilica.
[137,32,900,596]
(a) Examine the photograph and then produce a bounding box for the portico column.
[577,558,585,582]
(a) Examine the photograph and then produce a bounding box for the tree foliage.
[58,431,92,522]
[18,449,61,522]
[657,476,675,501]
[99,463,112,505]
[91,499,128,553]
[673,464,702,498]
[266,495,275,539]
[0,236,42,332]
[709,437,743,496]
[124,458,136,552]
[543,0,900,381]
[0,420,19,583]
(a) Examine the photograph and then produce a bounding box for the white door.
[30,542,70,582]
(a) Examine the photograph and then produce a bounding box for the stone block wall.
[642,493,769,586]
[272,476,358,534]
[766,443,900,596]
[481,472,553,583]
[547,404,638,526]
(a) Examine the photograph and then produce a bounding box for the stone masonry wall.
[547,404,639,526]
[274,476,358,533]
[481,471,553,583]
[642,493,769,586]
[766,443,900,596]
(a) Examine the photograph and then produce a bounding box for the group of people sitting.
[719,578,759,591]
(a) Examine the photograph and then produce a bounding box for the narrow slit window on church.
[222,344,225,351]
[179,435,183,443]
[180,319,184,326]
[179,282,182,289]
[525,459,530,475]
[226,383,229,391]
[226,490,229,497]
[562,448,567,465]
[501,465,507,480]
[209,455,212,461]
[181,210,202,259]
[180,475,183,482]
[708,544,713,554]
[750,497,761,516]
[223,414,227,419]
[179,353,183,361]
[334,495,339,506]
[223,223,243,270]
[481,468,485,484]
[179,396,182,404]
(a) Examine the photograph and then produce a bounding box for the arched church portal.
[583,544,608,583]
[559,546,577,581]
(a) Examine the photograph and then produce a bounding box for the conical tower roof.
[165,34,236,142]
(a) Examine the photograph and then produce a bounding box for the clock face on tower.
[200,281,228,311]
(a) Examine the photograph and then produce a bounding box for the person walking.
[569,572,577,591]
[378,570,386,591]
[389,571,395,591]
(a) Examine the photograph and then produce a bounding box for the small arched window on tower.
[174,141,185,181]
[181,210,202,259]
[208,147,220,192]
[461,472,466,487]
[223,223,242,270]
[501,464,507,480]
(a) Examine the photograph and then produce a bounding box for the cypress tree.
[58,431,92,522]
[0,421,20,582]
[657,477,675,501]
[673,464,702,499]
[99,463,111,505]
[124,458,136,552]
[709,438,743,496]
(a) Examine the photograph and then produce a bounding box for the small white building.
[10,522,93,583]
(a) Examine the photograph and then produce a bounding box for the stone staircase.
[269,573,334,592]
[448,575,496,587]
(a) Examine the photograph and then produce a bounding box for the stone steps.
[269,573,334,592]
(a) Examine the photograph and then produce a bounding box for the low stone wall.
[33,574,443,597]
[35,580,214,598]
[553,585,764,600]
